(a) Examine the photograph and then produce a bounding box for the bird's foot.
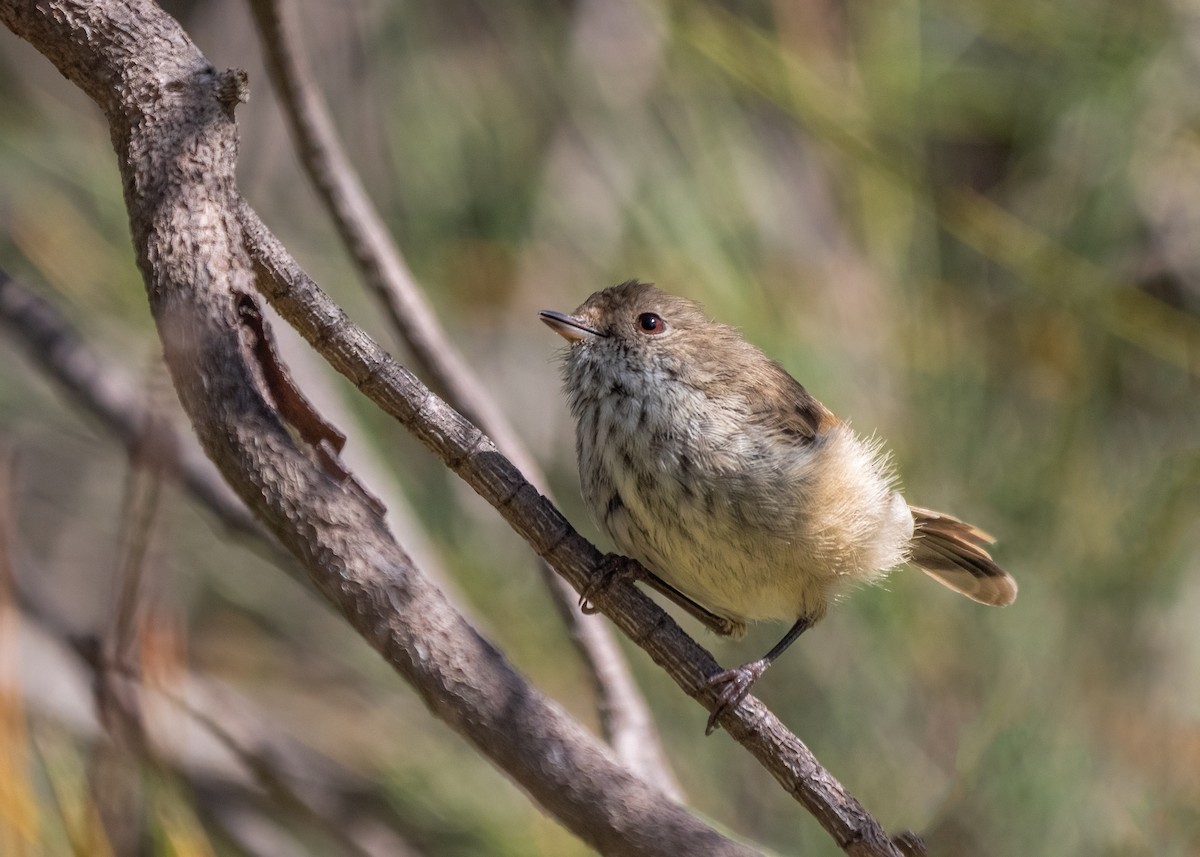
[704,658,771,735]
[578,554,643,614]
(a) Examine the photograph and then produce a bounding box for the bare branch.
[0,1,748,853]
[242,0,677,795]
[243,0,522,466]
[240,202,908,857]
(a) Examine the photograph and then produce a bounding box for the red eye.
[637,312,666,334]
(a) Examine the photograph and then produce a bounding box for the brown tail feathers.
[909,506,1017,607]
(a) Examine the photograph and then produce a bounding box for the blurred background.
[1,0,1199,854]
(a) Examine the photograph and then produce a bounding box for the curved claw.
[704,658,770,735]
[578,554,642,614]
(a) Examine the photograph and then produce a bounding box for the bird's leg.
[636,568,744,637]
[704,615,813,735]
[581,555,742,638]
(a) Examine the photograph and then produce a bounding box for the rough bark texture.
[0,1,756,854]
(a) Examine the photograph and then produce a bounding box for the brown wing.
[743,359,837,444]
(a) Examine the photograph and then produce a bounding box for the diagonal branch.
[240,201,909,857]
[242,0,676,793]
[0,1,748,853]
[244,0,512,445]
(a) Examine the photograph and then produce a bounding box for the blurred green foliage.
[1,0,1198,855]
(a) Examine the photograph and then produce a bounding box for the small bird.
[541,281,1016,734]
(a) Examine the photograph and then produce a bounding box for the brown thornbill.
[541,281,1016,734]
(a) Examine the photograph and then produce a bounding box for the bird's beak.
[539,310,603,343]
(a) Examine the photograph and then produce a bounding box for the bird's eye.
[637,312,666,334]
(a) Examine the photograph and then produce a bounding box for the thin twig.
[243,0,678,795]
[246,0,516,445]
[241,201,908,857]
[105,395,172,682]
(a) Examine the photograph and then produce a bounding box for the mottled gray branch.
[0,1,748,853]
